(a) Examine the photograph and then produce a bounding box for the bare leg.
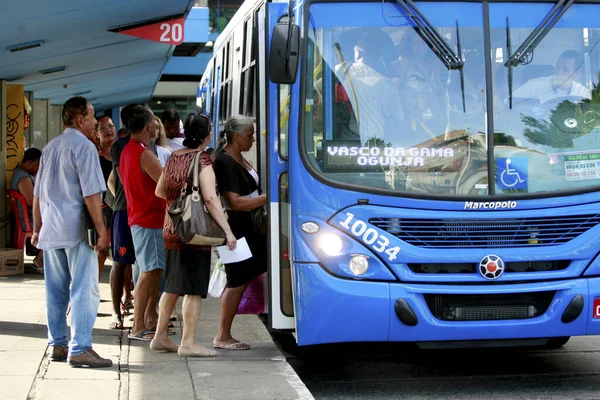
[145,273,161,329]
[131,269,161,336]
[150,292,179,352]
[123,265,133,303]
[109,262,126,325]
[179,295,215,356]
[213,284,251,349]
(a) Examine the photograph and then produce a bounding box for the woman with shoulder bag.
[151,114,236,357]
[213,115,267,350]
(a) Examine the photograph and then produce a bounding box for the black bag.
[167,152,226,246]
[82,207,97,248]
[251,205,267,234]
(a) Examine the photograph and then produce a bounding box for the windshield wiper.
[394,0,466,112]
[505,0,575,108]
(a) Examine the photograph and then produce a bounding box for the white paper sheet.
[216,237,252,263]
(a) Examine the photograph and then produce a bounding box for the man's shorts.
[131,225,165,273]
[111,210,136,265]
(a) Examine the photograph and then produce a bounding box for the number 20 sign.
[116,17,185,46]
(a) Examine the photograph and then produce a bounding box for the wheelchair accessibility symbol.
[497,158,528,189]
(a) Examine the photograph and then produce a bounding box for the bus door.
[265,3,295,331]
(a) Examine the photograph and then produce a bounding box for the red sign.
[594,298,600,319]
[118,17,185,46]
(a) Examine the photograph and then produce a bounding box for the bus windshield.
[303,1,600,197]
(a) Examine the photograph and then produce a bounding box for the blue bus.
[198,0,600,348]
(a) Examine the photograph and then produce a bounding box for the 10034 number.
[339,212,400,261]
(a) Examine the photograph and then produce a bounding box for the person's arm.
[155,172,167,199]
[199,166,237,250]
[31,196,42,247]
[107,170,116,195]
[224,192,266,212]
[17,177,34,206]
[78,142,108,253]
[140,149,163,183]
[84,193,108,252]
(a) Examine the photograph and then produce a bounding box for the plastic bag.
[237,274,265,314]
[208,259,227,298]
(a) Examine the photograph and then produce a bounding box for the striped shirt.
[34,128,106,250]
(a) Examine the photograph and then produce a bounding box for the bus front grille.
[424,292,555,321]
[370,215,600,248]
[407,260,570,274]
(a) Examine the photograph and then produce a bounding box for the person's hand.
[95,232,109,255]
[31,232,40,247]
[226,232,237,250]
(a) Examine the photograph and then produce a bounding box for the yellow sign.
[6,85,24,188]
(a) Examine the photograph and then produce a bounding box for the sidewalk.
[0,259,314,400]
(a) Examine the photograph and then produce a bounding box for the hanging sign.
[114,17,185,46]
[6,85,25,188]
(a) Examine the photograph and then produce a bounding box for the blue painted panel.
[267,2,290,198]
[293,263,390,346]
[309,2,483,28]
[489,3,600,29]
[293,263,600,345]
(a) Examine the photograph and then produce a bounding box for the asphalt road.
[273,334,600,400]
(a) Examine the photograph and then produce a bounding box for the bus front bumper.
[293,263,600,346]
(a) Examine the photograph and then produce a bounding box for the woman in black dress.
[213,115,267,350]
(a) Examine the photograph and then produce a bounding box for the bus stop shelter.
[0,0,195,250]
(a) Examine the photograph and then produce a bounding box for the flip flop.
[213,342,251,350]
[128,329,154,342]
[150,327,176,336]
[109,320,124,330]
[121,300,133,316]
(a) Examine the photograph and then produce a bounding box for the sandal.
[128,329,154,342]
[212,341,251,350]
[121,300,133,316]
[109,320,124,330]
[150,327,176,336]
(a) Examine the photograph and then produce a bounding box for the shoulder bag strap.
[191,152,202,202]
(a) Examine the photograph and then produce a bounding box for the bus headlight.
[319,233,343,256]
[349,255,369,275]
[301,222,320,233]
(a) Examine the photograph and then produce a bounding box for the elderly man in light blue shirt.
[32,96,112,368]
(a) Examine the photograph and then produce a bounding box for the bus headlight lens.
[301,222,320,233]
[319,233,343,256]
[349,255,369,275]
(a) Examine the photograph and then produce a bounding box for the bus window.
[279,84,291,159]
[303,2,487,196]
[491,3,600,195]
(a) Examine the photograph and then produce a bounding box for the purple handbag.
[236,274,265,314]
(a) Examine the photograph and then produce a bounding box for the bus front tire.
[545,336,570,349]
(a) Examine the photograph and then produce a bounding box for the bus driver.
[513,49,591,103]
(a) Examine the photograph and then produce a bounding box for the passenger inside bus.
[332,31,404,146]
[512,50,591,104]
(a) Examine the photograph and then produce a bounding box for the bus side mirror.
[269,23,300,84]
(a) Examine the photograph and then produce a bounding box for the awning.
[0,0,195,111]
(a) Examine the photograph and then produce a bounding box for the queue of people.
[30,96,267,368]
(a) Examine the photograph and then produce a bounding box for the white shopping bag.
[208,259,227,298]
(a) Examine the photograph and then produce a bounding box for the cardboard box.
[0,248,24,277]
